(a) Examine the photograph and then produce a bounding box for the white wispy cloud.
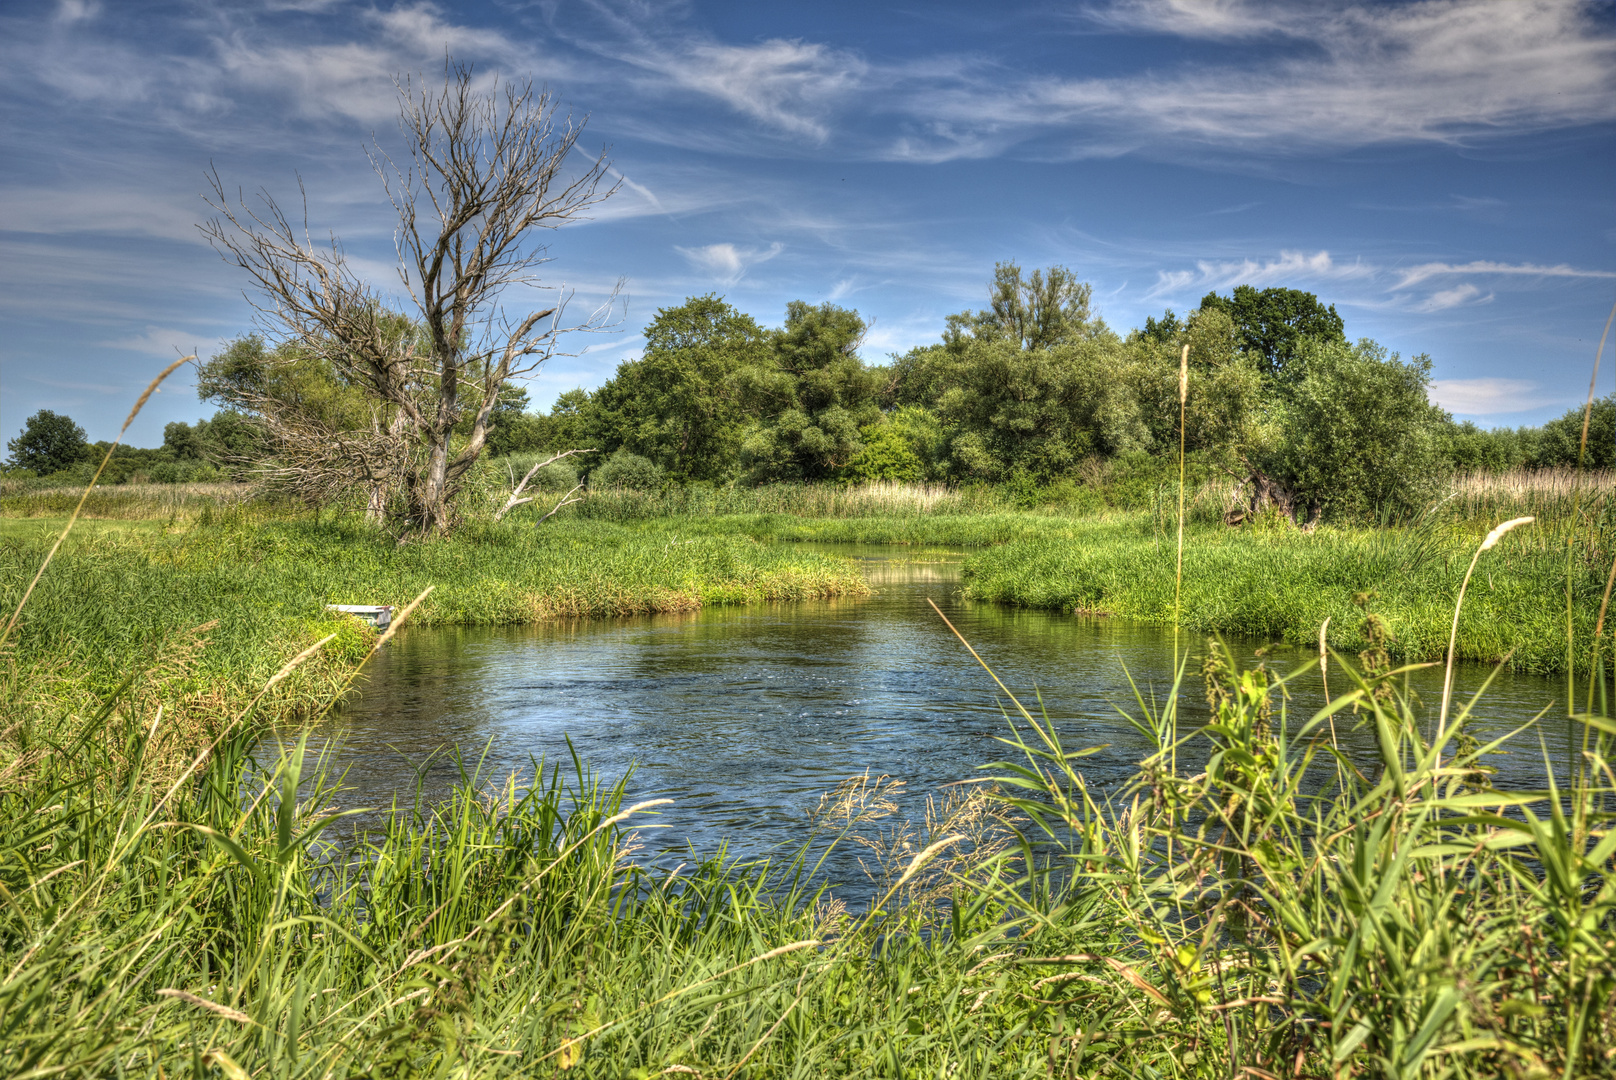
[1429,377,1560,415]
[898,0,1616,160]
[25,374,125,395]
[0,187,204,243]
[579,19,868,145]
[1147,250,1371,298]
[54,0,99,25]
[674,242,785,285]
[1414,283,1491,312]
[1081,0,1308,39]
[1393,260,1616,289]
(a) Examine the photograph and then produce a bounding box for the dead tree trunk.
[1225,468,1316,529]
[201,59,621,538]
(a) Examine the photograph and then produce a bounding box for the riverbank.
[4,486,1614,1074]
[588,509,1606,675]
[958,515,1600,674]
[0,516,869,757]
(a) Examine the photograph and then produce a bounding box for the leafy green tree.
[1439,421,1534,473]
[162,420,207,461]
[886,405,952,480]
[1526,395,1616,469]
[1197,285,1345,381]
[6,410,89,474]
[590,296,770,481]
[198,334,376,433]
[1273,339,1448,521]
[1139,309,1185,344]
[530,388,596,452]
[935,334,1147,481]
[945,262,1098,350]
[462,384,546,457]
[890,266,1139,482]
[738,302,881,481]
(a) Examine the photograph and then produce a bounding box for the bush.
[1277,338,1449,521]
[589,448,664,491]
[842,424,924,482]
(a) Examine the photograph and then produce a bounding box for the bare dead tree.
[201,60,620,537]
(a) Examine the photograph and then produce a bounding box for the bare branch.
[493,449,595,522]
[535,483,587,526]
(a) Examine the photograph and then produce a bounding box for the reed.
[569,480,1015,520]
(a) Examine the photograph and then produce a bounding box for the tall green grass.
[0,516,867,756]
[6,386,1616,1073]
[962,510,1614,674]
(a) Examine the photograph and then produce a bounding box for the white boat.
[325,604,394,631]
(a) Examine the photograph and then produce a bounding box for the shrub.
[589,448,664,491]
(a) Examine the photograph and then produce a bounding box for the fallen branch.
[493,449,595,522]
[536,483,587,525]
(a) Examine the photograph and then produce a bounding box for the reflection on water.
[308,544,1579,870]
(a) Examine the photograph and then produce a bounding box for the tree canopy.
[590,296,769,482]
[171,257,1595,526]
[1197,285,1346,381]
[6,410,88,474]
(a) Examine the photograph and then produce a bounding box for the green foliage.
[6,409,89,474]
[590,296,770,481]
[535,388,595,451]
[469,384,548,457]
[944,261,1098,350]
[1197,283,1346,381]
[160,410,263,479]
[934,334,1151,481]
[199,333,380,431]
[1274,338,1450,520]
[496,450,580,493]
[588,448,665,491]
[1139,307,1185,343]
[738,301,881,481]
[841,423,924,482]
[1440,420,1536,473]
[1527,392,1616,468]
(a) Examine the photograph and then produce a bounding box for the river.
[309,544,1582,873]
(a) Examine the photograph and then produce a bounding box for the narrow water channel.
[309,544,1580,870]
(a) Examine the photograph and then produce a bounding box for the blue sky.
[2,0,1614,447]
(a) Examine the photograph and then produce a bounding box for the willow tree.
[202,61,618,536]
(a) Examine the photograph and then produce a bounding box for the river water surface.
[313,544,1579,869]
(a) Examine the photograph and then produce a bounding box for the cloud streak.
[1393,260,1616,289]
[1148,250,1372,298]
[674,242,785,285]
[1143,247,1611,316]
[1429,377,1560,415]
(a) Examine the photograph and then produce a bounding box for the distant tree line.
[2,407,259,485]
[8,269,1611,525]
[477,269,1612,523]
